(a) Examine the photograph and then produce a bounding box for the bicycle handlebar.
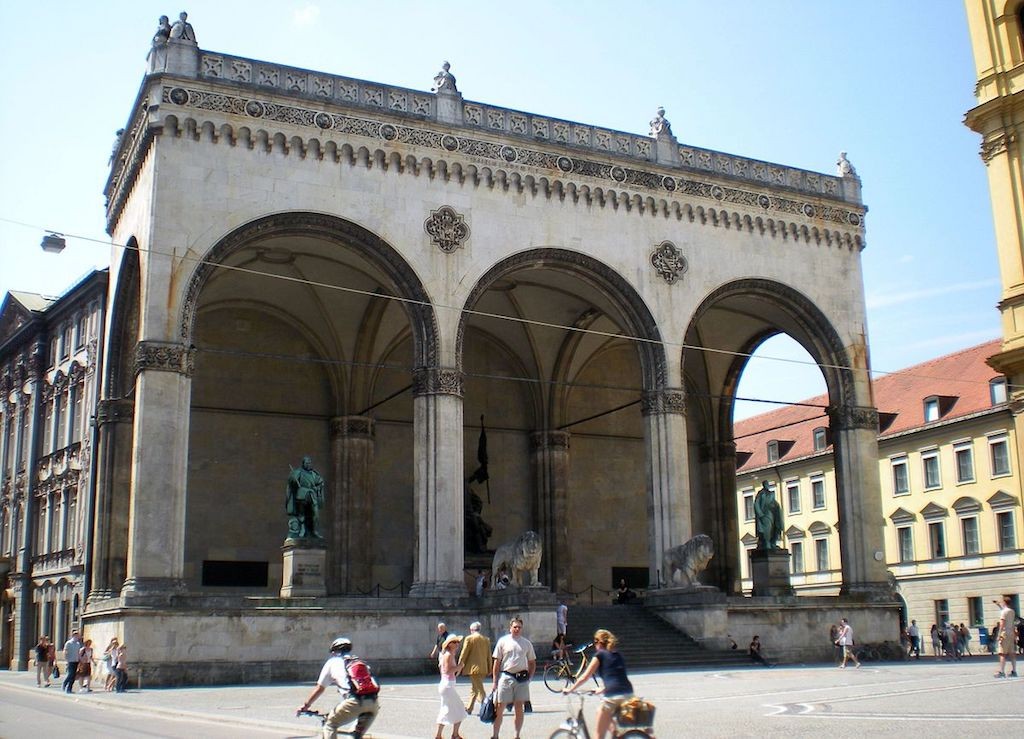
[296,708,328,719]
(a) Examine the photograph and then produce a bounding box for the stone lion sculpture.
[663,534,714,589]
[491,530,543,588]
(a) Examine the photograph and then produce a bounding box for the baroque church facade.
[3,16,893,680]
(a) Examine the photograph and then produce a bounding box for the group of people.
[922,621,973,660]
[35,631,129,694]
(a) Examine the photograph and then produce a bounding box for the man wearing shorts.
[490,616,536,739]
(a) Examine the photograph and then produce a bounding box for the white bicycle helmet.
[330,636,353,653]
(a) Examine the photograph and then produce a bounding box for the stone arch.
[456,248,667,394]
[105,242,140,397]
[178,212,439,369]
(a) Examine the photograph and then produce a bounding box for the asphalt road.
[0,657,1020,738]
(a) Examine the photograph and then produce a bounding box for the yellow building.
[735,340,1023,638]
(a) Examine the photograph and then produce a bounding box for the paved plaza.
[1,657,1021,737]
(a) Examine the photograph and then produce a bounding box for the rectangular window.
[954,442,974,483]
[989,434,1010,477]
[814,538,829,571]
[922,450,941,489]
[990,378,1008,405]
[924,398,939,422]
[743,491,754,522]
[811,475,826,510]
[75,314,88,349]
[57,393,69,450]
[968,596,984,627]
[766,440,779,462]
[813,427,827,452]
[997,511,1016,551]
[897,526,913,563]
[961,516,980,555]
[891,456,909,495]
[928,521,946,558]
[786,480,800,514]
[935,599,949,627]
[791,541,804,573]
[60,326,72,360]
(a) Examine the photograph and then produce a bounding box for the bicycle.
[544,641,602,693]
[549,690,655,738]
[296,708,375,737]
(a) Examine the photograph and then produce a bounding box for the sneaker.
[855,664,861,669]
[994,672,1005,678]
[1011,671,1018,678]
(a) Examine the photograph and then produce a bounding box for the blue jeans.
[114,667,128,692]
[63,662,78,692]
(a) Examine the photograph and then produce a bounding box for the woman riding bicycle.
[563,629,633,739]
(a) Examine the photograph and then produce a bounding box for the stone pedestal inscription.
[750,549,794,597]
[281,540,327,597]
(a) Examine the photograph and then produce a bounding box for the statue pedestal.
[281,539,327,598]
[750,548,794,597]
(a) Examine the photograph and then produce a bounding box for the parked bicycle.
[544,641,602,693]
[853,640,905,662]
[296,708,374,737]
[549,690,655,738]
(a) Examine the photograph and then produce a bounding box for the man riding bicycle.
[298,636,380,738]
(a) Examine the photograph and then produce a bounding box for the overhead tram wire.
[0,215,1008,398]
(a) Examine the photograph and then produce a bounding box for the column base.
[120,577,188,606]
[750,549,794,596]
[839,581,898,602]
[281,540,327,598]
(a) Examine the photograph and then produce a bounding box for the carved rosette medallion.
[529,430,570,451]
[412,367,464,397]
[828,404,879,431]
[424,205,470,253]
[650,241,688,285]
[641,389,686,416]
[134,341,195,376]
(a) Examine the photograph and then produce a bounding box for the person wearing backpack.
[299,636,380,738]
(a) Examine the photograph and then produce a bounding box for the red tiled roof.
[734,340,1003,471]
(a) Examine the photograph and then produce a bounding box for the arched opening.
[458,249,666,595]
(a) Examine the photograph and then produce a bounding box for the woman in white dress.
[435,634,467,739]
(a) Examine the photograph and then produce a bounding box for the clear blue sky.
[0,1,998,418]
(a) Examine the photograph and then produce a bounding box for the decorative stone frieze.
[330,416,375,437]
[640,389,686,416]
[411,367,464,397]
[424,206,470,252]
[134,341,195,376]
[529,430,570,451]
[95,398,135,426]
[980,131,1014,163]
[650,241,688,284]
[828,404,879,431]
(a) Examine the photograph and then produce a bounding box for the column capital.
[411,366,464,397]
[330,415,375,438]
[641,389,686,416]
[134,341,195,377]
[827,404,878,431]
[529,430,570,451]
[95,398,135,427]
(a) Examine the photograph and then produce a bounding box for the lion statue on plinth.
[663,534,714,589]
[491,530,543,588]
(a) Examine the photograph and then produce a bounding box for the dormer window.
[812,427,828,452]
[990,376,1008,405]
[767,440,779,462]
[923,397,939,423]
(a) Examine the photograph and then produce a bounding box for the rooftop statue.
[649,106,673,137]
[153,15,171,46]
[836,151,857,177]
[169,11,197,43]
[285,455,325,540]
[432,61,458,93]
[753,481,784,550]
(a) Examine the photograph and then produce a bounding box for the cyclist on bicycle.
[563,629,634,739]
[298,636,380,738]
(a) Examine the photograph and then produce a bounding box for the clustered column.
[408,367,465,598]
[530,430,570,593]
[88,398,135,600]
[329,415,375,594]
[641,388,691,586]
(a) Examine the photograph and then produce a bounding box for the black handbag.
[479,690,497,723]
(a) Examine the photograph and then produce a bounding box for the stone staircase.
[564,604,751,670]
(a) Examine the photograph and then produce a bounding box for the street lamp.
[40,232,66,254]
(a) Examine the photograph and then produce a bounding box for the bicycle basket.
[617,697,656,727]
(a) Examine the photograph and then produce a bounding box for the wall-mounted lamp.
[40,232,67,254]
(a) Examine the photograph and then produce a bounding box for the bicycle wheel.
[544,662,572,693]
[549,729,577,739]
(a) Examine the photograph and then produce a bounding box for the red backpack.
[345,657,380,696]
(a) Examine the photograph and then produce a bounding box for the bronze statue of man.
[753,481,784,550]
[286,456,325,539]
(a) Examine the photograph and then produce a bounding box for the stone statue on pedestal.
[169,11,196,43]
[753,481,784,550]
[285,455,325,539]
[464,481,493,554]
[490,531,542,587]
[663,534,714,589]
[836,151,857,177]
[649,106,673,137]
[432,61,458,93]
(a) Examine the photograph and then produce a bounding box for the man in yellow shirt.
[457,621,492,713]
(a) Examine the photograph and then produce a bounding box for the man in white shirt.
[491,616,536,738]
[994,597,1018,678]
[907,620,920,659]
[835,618,860,669]
[62,631,82,693]
[298,637,379,738]
[556,602,568,636]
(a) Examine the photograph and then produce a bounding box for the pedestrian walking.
[457,621,492,714]
[491,616,536,739]
[556,601,568,636]
[430,622,449,660]
[435,634,467,739]
[33,636,50,687]
[835,618,860,669]
[62,630,82,693]
[102,638,120,691]
[77,639,95,692]
[114,643,129,693]
[908,620,920,659]
[994,597,1018,678]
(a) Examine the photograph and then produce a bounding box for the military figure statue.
[286,456,325,539]
[753,480,784,550]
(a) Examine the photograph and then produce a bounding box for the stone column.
[88,398,134,600]
[408,367,465,598]
[698,441,741,594]
[121,342,193,602]
[329,415,375,594]
[641,389,691,587]
[829,404,890,597]
[530,430,570,593]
